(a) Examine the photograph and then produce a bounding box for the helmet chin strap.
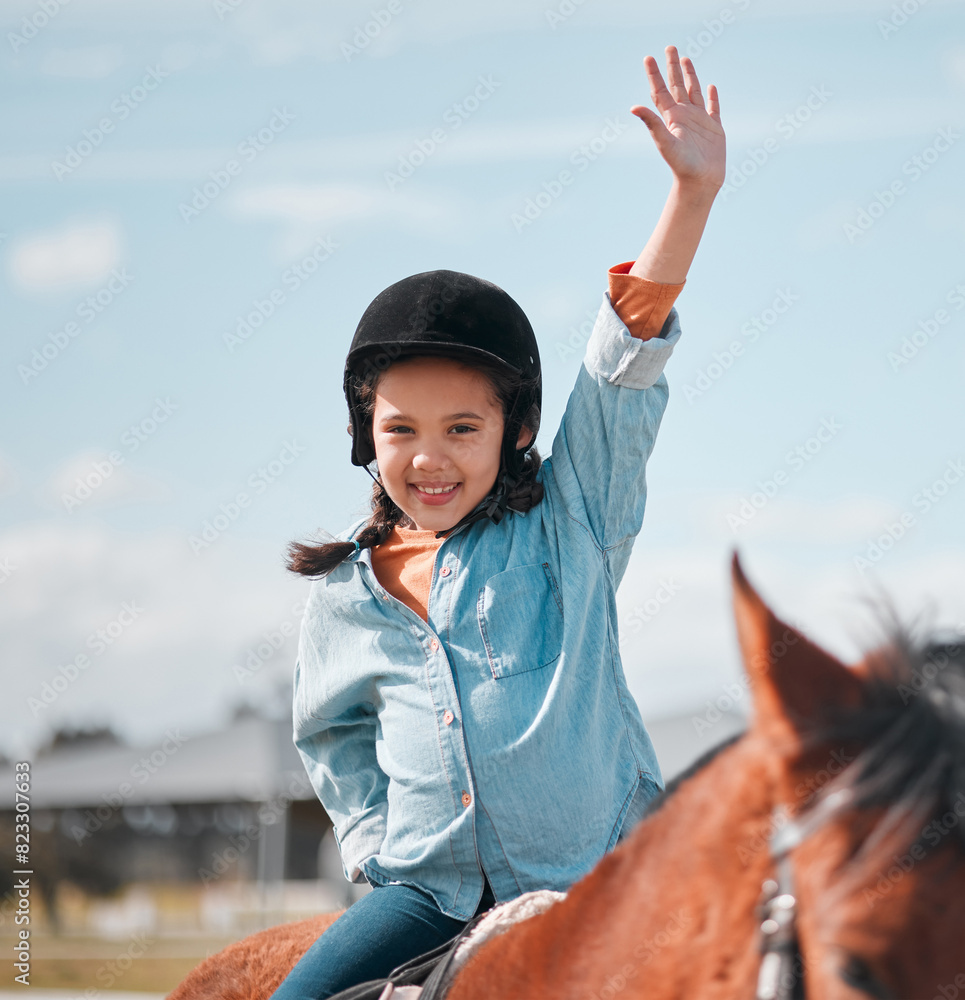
[433,468,519,539]
[361,459,521,539]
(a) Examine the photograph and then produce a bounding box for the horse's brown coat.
[169,557,965,1000]
[446,557,965,999]
[166,912,338,999]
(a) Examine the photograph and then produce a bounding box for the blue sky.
[2,0,964,758]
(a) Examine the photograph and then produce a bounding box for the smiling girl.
[273,46,725,1000]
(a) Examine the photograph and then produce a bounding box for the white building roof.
[0,713,313,810]
[1,707,746,811]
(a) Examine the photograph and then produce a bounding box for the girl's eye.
[382,424,478,435]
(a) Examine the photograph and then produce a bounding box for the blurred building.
[0,709,355,934]
[0,704,743,934]
[1,710,328,881]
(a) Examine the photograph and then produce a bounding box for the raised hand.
[632,45,725,194]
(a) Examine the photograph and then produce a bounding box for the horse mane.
[814,628,965,848]
[636,624,965,851]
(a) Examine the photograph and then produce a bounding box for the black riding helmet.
[344,269,542,534]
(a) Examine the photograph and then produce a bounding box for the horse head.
[727,553,965,1000]
[449,554,965,1000]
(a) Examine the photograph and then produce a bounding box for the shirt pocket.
[477,562,564,679]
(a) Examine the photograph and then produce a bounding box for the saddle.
[326,889,566,1000]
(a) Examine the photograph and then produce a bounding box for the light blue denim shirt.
[293,290,681,920]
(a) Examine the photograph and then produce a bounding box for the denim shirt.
[293,290,681,920]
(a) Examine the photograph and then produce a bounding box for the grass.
[2,932,238,993]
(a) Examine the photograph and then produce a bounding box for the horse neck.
[586,739,780,996]
[450,739,781,1000]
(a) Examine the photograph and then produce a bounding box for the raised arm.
[628,45,725,285]
[543,46,724,561]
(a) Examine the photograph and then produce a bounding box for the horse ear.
[731,552,864,752]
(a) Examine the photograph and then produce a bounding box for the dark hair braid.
[285,477,405,576]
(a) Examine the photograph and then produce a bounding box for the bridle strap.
[755,789,856,1000]
[756,811,801,1000]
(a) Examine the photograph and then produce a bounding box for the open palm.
[632,45,726,191]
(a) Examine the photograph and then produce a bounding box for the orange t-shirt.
[370,525,443,622]
[370,267,683,620]
[607,262,684,340]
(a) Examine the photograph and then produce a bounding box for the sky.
[2,0,964,761]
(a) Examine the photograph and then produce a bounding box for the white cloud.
[226,181,467,246]
[683,491,900,545]
[0,453,20,499]
[720,96,964,149]
[941,44,965,88]
[3,507,960,765]
[0,93,956,183]
[622,538,965,778]
[38,452,173,513]
[922,201,965,236]
[845,549,965,637]
[39,45,125,78]
[0,520,306,758]
[615,495,965,723]
[229,181,387,224]
[795,199,857,251]
[8,218,123,292]
[147,0,965,57]
[4,0,964,81]
[158,39,224,72]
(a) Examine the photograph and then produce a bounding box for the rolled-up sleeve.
[292,622,388,884]
[607,261,684,341]
[585,290,681,388]
[544,292,681,583]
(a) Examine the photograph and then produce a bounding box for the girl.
[273,46,724,1000]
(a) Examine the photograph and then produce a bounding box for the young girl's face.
[371,355,532,532]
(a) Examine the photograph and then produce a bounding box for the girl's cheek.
[378,438,407,456]
[453,441,487,462]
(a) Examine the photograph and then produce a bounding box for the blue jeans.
[269,875,497,1000]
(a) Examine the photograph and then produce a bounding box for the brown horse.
[170,555,965,999]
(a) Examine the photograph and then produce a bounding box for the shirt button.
[443,710,454,725]
[461,791,471,807]
[430,639,440,652]
[440,566,451,577]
